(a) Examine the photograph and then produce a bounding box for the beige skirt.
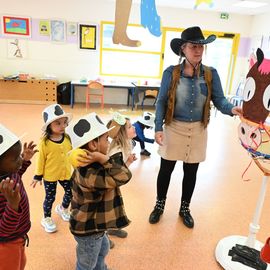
[158,120,208,163]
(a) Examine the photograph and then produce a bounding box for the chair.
[227,78,245,107]
[141,89,158,110]
[85,80,104,109]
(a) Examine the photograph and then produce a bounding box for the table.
[70,80,135,108]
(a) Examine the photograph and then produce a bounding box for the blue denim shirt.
[155,63,234,132]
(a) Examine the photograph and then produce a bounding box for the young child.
[31,104,73,233]
[133,111,155,156]
[106,112,137,238]
[68,112,132,270]
[0,124,37,270]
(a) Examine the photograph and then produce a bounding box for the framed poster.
[50,19,65,42]
[67,22,77,36]
[39,20,50,36]
[2,15,31,37]
[79,24,96,50]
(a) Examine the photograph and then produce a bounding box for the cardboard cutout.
[112,0,161,47]
[239,48,270,161]
[215,48,270,269]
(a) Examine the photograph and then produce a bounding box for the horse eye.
[243,77,256,102]
[263,84,270,111]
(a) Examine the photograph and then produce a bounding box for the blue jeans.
[74,232,110,270]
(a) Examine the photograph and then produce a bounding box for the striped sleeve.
[0,162,31,242]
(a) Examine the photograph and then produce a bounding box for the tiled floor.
[0,103,269,270]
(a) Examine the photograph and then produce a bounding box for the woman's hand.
[155,131,164,146]
[231,106,243,117]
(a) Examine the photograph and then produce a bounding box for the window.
[100,22,240,94]
[100,22,163,78]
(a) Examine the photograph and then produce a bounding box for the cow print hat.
[42,104,73,131]
[138,112,155,128]
[67,112,114,149]
[0,124,20,156]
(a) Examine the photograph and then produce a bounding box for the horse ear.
[256,48,264,67]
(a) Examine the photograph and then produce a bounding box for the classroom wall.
[0,0,257,103]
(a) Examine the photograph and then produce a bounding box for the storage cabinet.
[0,79,57,104]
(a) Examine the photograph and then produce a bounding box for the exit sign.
[220,13,229,19]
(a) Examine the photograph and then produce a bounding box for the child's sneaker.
[41,217,57,233]
[55,204,70,221]
[140,149,151,156]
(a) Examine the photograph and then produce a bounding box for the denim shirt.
[155,64,234,132]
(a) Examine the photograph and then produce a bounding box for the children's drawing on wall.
[7,39,27,59]
[50,20,65,42]
[194,0,214,9]
[67,22,77,37]
[112,0,161,47]
[39,20,50,36]
[79,24,96,50]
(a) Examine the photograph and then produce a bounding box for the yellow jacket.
[35,135,72,182]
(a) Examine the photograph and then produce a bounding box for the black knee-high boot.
[149,198,166,224]
[179,201,194,228]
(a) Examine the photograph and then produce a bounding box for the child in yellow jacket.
[31,104,73,233]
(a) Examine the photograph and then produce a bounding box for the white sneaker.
[41,217,57,233]
[55,204,70,221]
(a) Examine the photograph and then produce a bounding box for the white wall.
[0,0,256,103]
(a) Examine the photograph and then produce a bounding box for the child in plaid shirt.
[68,112,132,270]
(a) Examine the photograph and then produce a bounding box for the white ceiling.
[152,0,270,15]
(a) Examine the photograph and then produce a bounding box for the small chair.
[141,89,158,110]
[86,80,104,109]
[227,78,245,107]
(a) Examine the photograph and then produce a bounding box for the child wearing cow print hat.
[68,112,132,270]
[133,111,155,156]
[0,124,37,270]
[31,104,73,233]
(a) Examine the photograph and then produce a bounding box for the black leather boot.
[179,201,194,228]
[149,198,166,224]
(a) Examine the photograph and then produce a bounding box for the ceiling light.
[233,1,268,8]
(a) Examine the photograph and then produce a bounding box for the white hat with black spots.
[42,104,73,131]
[67,112,114,149]
[0,124,20,156]
[138,112,155,128]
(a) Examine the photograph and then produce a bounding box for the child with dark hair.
[31,104,73,233]
[0,124,37,270]
[68,112,132,270]
[133,111,155,156]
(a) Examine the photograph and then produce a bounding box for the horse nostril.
[241,127,245,135]
[250,133,257,139]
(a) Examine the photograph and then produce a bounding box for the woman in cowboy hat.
[148,26,242,228]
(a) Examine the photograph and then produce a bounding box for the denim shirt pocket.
[200,83,208,97]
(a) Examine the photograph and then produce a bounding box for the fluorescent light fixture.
[233,1,268,8]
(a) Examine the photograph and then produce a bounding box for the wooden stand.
[0,79,57,104]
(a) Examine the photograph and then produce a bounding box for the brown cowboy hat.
[170,26,216,56]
